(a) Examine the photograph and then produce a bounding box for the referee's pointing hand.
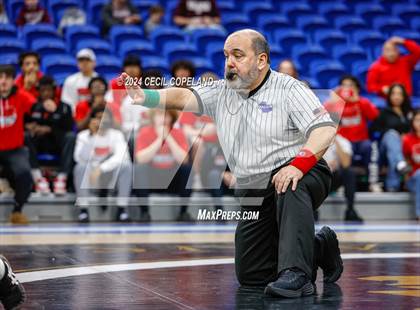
[120,72,145,105]
[272,166,304,194]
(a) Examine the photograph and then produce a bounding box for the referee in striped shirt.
[121,29,343,298]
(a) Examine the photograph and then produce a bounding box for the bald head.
[227,29,271,64]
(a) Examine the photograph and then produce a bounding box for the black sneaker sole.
[0,256,26,310]
[264,282,314,298]
[319,226,343,283]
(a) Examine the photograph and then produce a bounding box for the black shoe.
[265,268,314,298]
[139,211,151,222]
[177,212,192,222]
[0,255,26,310]
[78,209,90,223]
[316,226,343,283]
[344,209,363,222]
[116,208,130,223]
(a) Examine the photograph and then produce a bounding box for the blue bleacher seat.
[31,38,67,56]
[300,76,320,89]
[162,0,179,25]
[48,0,80,24]
[132,0,160,14]
[411,16,420,32]
[354,3,387,24]
[391,30,420,42]
[205,42,225,72]
[75,39,112,56]
[295,16,330,39]
[352,60,370,90]
[281,2,312,23]
[42,54,78,76]
[365,94,386,108]
[318,2,349,20]
[21,23,59,49]
[7,0,23,23]
[335,16,366,33]
[188,57,214,76]
[109,25,144,52]
[141,56,170,76]
[163,43,198,64]
[87,0,107,26]
[292,44,329,71]
[273,28,307,55]
[118,40,156,58]
[242,2,273,22]
[95,55,121,77]
[190,28,227,54]
[314,29,347,50]
[372,16,408,35]
[222,13,250,33]
[413,67,420,97]
[392,4,420,23]
[353,30,385,59]
[256,14,290,36]
[0,53,19,71]
[0,24,17,39]
[150,26,186,52]
[65,25,100,53]
[270,45,286,63]
[310,60,346,89]
[333,45,367,72]
[0,40,24,55]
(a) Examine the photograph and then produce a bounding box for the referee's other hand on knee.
[272,166,303,194]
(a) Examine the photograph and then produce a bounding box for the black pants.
[0,147,33,208]
[134,163,192,213]
[234,159,332,286]
[25,131,76,174]
[331,167,356,210]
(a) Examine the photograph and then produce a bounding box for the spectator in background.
[371,84,412,191]
[323,133,362,222]
[145,5,164,35]
[367,36,420,97]
[109,54,142,108]
[101,0,141,36]
[173,0,223,32]
[16,0,51,26]
[134,109,192,222]
[324,75,379,192]
[15,52,43,99]
[61,48,98,111]
[0,65,35,224]
[403,110,420,221]
[58,6,86,35]
[75,76,121,131]
[24,76,75,195]
[278,59,299,80]
[0,1,9,24]
[74,107,132,223]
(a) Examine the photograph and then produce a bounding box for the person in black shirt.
[25,76,76,195]
[371,84,412,191]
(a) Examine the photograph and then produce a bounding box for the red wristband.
[290,149,317,174]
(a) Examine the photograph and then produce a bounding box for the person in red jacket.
[0,65,35,224]
[16,0,51,26]
[324,75,379,190]
[366,36,420,97]
[402,110,420,221]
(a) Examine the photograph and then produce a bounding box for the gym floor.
[0,222,419,309]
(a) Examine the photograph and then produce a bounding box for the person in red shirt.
[0,65,35,224]
[366,36,420,97]
[324,75,379,190]
[74,76,121,131]
[134,109,192,222]
[403,110,420,221]
[16,0,51,26]
[15,52,42,98]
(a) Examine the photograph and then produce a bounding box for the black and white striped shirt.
[192,70,334,178]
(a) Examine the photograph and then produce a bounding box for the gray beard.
[225,65,259,91]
